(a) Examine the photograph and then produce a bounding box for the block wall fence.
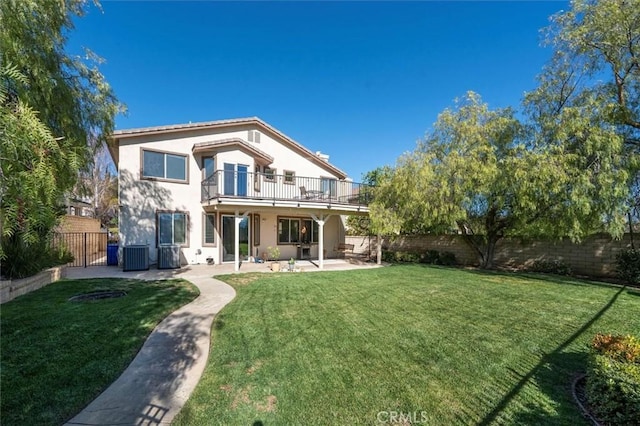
[57,215,102,233]
[346,233,637,278]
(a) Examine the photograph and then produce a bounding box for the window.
[264,167,276,181]
[142,149,187,182]
[283,170,295,184]
[254,165,261,192]
[203,213,216,245]
[157,211,188,246]
[203,157,215,180]
[321,177,337,198]
[278,217,300,244]
[301,219,320,244]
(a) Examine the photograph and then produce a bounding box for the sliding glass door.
[223,163,248,196]
[221,215,250,262]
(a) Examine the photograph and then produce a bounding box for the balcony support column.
[311,214,332,270]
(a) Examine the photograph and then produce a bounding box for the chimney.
[315,151,330,161]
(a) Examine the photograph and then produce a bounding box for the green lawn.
[175,265,640,425]
[0,278,199,425]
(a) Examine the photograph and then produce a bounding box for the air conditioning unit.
[158,245,181,269]
[123,245,149,271]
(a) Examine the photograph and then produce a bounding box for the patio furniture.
[299,186,324,200]
[335,243,354,258]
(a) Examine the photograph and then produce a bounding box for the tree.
[0,0,123,277]
[73,144,118,228]
[371,92,628,268]
[526,0,640,217]
[345,167,391,235]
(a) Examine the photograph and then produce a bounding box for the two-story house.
[108,117,370,271]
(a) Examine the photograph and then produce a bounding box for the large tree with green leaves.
[372,92,628,268]
[0,0,123,277]
[527,0,640,212]
[346,167,392,236]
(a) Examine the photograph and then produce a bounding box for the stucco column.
[234,211,241,272]
[311,214,332,270]
[318,219,325,270]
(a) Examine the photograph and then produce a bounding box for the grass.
[174,265,640,425]
[0,277,199,425]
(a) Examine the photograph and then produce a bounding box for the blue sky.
[68,1,568,181]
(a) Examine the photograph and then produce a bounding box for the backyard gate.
[52,232,110,267]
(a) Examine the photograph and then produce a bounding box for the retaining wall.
[0,266,66,304]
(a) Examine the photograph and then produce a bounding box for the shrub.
[592,334,640,364]
[420,250,441,264]
[395,251,421,263]
[381,250,456,266]
[439,251,457,266]
[616,248,640,284]
[1,235,72,279]
[586,334,640,425]
[381,251,419,263]
[266,246,280,261]
[529,259,572,275]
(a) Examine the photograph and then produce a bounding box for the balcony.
[201,170,372,208]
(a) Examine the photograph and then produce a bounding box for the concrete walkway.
[63,260,381,425]
[64,265,236,426]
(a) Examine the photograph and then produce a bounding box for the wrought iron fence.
[52,232,110,267]
[201,170,372,205]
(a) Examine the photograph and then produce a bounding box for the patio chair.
[299,186,313,199]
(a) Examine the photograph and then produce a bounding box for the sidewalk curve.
[64,265,236,426]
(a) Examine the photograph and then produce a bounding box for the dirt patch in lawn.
[68,290,127,302]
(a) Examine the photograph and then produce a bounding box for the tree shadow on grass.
[477,286,625,425]
[65,309,212,426]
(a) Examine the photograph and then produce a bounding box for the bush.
[529,259,572,275]
[592,334,640,364]
[381,250,456,266]
[586,334,640,425]
[420,250,441,264]
[439,251,457,266]
[616,248,640,284]
[381,251,419,263]
[0,235,73,279]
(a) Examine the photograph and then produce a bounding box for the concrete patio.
[65,258,381,281]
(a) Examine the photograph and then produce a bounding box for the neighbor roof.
[108,117,347,179]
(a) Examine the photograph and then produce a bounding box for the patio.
[64,258,382,281]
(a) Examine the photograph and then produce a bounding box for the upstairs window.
[321,177,337,198]
[263,167,276,181]
[203,157,215,180]
[142,149,187,182]
[284,170,295,184]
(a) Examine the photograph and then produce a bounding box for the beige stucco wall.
[118,124,346,265]
[346,233,635,278]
